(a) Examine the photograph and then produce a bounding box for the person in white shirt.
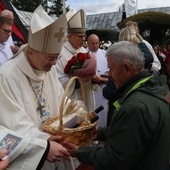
[56,9,96,112]
[86,34,108,127]
[0,5,75,170]
[0,9,19,54]
[0,16,13,65]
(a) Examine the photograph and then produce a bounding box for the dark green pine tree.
[11,0,42,12]
[47,0,69,17]
[11,0,69,17]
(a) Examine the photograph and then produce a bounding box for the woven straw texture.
[43,76,96,146]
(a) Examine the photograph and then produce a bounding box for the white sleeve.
[6,36,14,46]
[143,40,161,72]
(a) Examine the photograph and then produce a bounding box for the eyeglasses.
[0,27,13,34]
[37,53,59,63]
[71,34,86,39]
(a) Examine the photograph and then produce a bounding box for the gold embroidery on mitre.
[54,27,64,43]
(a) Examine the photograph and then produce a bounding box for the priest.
[0,5,75,170]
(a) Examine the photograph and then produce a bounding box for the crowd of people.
[0,5,170,170]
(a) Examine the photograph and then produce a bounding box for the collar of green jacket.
[113,70,168,111]
[111,70,150,103]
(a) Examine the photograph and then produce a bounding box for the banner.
[125,0,137,17]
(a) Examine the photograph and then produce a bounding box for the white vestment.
[0,43,13,65]
[56,40,95,111]
[6,35,14,46]
[0,44,75,170]
[87,48,108,127]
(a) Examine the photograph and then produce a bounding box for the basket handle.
[59,76,86,130]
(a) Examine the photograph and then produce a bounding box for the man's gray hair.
[106,41,145,71]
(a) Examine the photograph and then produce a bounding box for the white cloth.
[56,40,95,111]
[6,35,14,46]
[87,48,108,127]
[0,44,75,170]
[0,43,13,65]
[143,40,161,72]
[0,125,47,170]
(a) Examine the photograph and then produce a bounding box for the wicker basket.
[43,76,96,146]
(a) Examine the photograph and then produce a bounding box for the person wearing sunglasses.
[0,16,13,65]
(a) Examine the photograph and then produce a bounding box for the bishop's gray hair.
[106,41,145,71]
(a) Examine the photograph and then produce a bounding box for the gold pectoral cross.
[37,103,44,117]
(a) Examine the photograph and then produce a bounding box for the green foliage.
[11,0,42,12]
[47,0,70,17]
[11,0,69,16]
[48,0,63,16]
[117,11,170,45]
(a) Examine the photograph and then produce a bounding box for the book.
[0,127,30,162]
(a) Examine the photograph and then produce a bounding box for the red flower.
[64,52,91,74]
[77,53,86,62]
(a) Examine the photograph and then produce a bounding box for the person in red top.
[164,43,170,61]
[162,43,170,85]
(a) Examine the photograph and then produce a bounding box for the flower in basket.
[64,52,91,75]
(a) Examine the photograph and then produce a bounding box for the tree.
[47,0,70,17]
[117,11,170,46]
[11,0,69,16]
[11,0,42,12]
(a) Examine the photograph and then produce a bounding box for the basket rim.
[42,76,95,134]
[43,114,96,133]
[43,122,95,133]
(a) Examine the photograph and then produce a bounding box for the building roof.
[12,4,32,29]
[13,6,170,33]
[9,5,170,43]
[86,6,170,31]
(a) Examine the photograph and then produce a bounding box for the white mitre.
[28,5,67,54]
[67,9,86,34]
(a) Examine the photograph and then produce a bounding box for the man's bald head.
[1,10,14,23]
[87,34,100,52]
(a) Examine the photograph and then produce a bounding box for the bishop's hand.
[47,141,70,162]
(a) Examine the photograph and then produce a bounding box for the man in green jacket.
[65,41,170,170]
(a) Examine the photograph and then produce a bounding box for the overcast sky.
[65,0,170,15]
